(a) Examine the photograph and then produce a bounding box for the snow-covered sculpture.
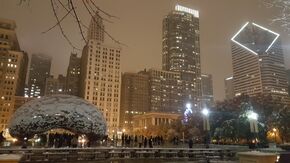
[8,95,107,139]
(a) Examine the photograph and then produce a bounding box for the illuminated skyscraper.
[224,76,235,100]
[162,5,201,108]
[81,14,121,135]
[201,74,214,107]
[45,75,67,96]
[231,22,289,103]
[66,53,81,96]
[27,54,51,97]
[120,72,149,134]
[0,18,28,131]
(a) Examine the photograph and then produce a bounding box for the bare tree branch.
[42,7,73,34]
[57,0,89,30]
[50,0,80,50]
[69,0,87,43]
[82,0,126,46]
[89,0,120,19]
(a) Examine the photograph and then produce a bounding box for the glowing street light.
[186,103,191,109]
[202,108,210,148]
[248,111,258,121]
[202,108,209,117]
[272,128,277,143]
[247,110,259,148]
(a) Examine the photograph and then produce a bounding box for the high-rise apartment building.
[224,76,235,100]
[0,18,28,131]
[45,75,67,96]
[231,22,289,103]
[81,14,121,135]
[162,5,201,107]
[66,53,81,96]
[139,69,198,113]
[286,69,290,95]
[201,74,214,107]
[120,72,150,134]
[27,54,52,97]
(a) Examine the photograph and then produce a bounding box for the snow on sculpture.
[8,95,107,139]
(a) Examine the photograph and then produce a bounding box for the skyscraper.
[120,72,150,134]
[162,4,201,108]
[0,18,28,131]
[66,53,81,96]
[224,76,235,100]
[27,54,52,97]
[87,13,104,43]
[80,14,121,135]
[139,69,197,113]
[231,22,289,103]
[201,74,214,107]
[45,75,67,96]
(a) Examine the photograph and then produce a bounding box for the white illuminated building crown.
[231,22,280,55]
[175,4,199,18]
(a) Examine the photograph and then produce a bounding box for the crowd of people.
[0,131,199,149]
[46,133,78,148]
[121,134,164,148]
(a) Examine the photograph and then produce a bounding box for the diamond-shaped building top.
[230,22,289,106]
[231,22,280,55]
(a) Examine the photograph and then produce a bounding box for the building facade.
[120,72,150,134]
[162,5,201,108]
[66,53,81,96]
[224,76,235,100]
[27,54,51,97]
[201,74,214,107]
[0,18,28,131]
[139,69,198,113]
[231,22,289,103]
[132,112,180,133]
[80,14,121,135]
[45,75,67,96]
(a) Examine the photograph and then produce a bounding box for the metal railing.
[0,147,241,162]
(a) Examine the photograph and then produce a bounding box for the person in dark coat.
[144,137,147,148]
[188,139,193,148]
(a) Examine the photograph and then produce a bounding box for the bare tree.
[261,0,290,33]
[19,0,124,50]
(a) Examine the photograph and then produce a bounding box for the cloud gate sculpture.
[8,95,107,139]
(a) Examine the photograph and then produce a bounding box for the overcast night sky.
[0,0,289,101]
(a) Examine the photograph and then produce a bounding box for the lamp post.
[247,111,258,148]
[202,108,210,148]
[273,128,277,144]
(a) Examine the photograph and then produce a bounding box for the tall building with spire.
[231,22,289,104]
[0,18,28,131]
[162,4,201,109]
[81,13,121,136]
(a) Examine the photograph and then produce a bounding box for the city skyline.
[1,0,290,101]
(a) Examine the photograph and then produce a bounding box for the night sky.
[0,0,289,101]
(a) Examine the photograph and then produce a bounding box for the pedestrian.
[188,138,193,148]
[138,135,142,148]
[149,136,153,148]
[144,137,147,148]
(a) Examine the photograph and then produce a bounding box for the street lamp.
[247,111,259,148]
[273,128,277,144]
[202,108,210,148]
